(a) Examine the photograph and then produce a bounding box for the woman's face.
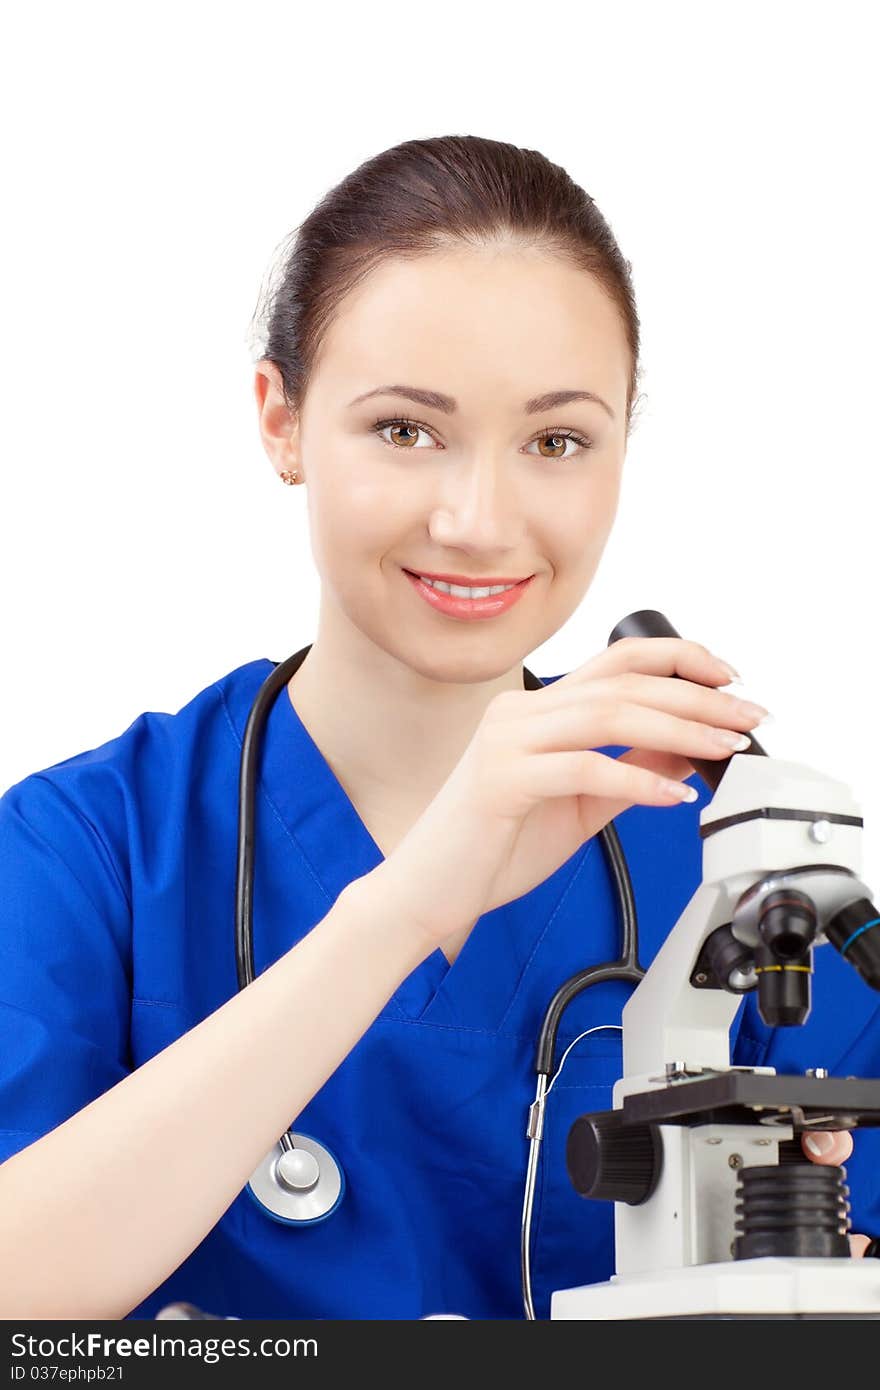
[256,243,631,685]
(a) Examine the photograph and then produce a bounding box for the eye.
[524,427,594,460]
[371,417,439,449]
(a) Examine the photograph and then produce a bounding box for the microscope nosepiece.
[825,897,880,990]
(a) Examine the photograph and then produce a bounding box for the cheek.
[346,473,404,529]
[306,474,403,586]
[581,471,620,543]
[536,489,616,569]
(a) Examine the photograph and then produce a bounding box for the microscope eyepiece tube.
[606,610,767,796]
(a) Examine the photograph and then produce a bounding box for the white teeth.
[418,576,517,598]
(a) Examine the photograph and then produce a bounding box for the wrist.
[342,862,438,971]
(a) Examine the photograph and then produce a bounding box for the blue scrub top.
[1,656,879,1320]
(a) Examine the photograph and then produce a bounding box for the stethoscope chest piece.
[247,1132,345,1225]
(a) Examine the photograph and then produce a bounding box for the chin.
[394,639,525,688]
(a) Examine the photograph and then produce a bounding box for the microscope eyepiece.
[755,889,818,1027]
[824,897,880,991]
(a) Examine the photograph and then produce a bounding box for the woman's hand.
[801,1130,871,1255]
[375,637,768,953]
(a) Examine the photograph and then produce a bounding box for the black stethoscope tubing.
[235,645,315,992]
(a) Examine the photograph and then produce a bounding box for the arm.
[0,865,426,1320]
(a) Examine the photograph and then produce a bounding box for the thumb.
[574,747,699,844]
[616,747,697,789]
[574,747,702,850]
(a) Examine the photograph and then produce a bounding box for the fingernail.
[717,661,741,681]
[739,702,770,721]
[805,1132,835,1156]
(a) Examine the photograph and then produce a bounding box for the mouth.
[401,567,535,621]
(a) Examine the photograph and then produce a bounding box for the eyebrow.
[347,383,616,422]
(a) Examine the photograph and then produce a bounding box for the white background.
[2,2,878,874]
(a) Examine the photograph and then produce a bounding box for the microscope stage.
[619,1071,880,1131]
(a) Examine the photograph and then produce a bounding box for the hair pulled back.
[249,134,642,433]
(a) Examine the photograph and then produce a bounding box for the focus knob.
[566,1110,662,1205]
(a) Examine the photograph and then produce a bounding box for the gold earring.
[280,469,299,485]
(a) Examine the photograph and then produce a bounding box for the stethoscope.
[236,639,644,1313]
[236,613,724,1316]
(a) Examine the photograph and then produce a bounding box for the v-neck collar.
[244,644,543,882]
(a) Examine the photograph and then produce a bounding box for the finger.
[802,1130,854,1164]
[521,673,761,759]
[555,638,732,693]
[849,1233,871,1257]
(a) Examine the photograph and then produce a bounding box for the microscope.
[552,610,880,1318]
[157,610,880,1322]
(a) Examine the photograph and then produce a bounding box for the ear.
[254,360,302,481]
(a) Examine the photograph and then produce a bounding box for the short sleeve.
[0,773,133,1166]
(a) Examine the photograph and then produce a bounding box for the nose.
[427,454,527,552]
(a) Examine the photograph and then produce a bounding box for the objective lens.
[701,923,756,993]
[825,897,880,991]
[755,942,813,1026]
[755,889,817,1027]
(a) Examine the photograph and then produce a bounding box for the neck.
[286,603,528,804]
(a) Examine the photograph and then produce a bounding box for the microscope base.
[551,1258,880,1319]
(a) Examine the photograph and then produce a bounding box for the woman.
[0,135,876,1321]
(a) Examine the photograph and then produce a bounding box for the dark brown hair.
[249,134,642,434]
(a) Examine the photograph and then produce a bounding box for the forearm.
[0,866,427,1319]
